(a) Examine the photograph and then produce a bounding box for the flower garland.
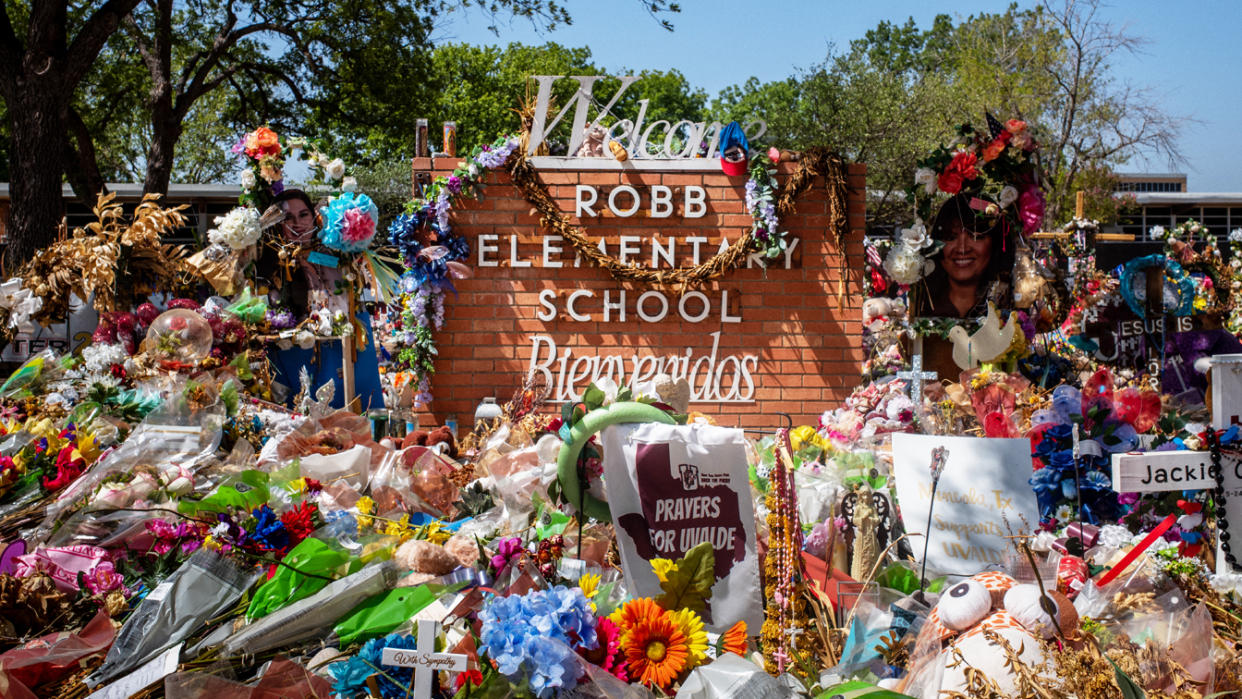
[1229,228,1242,334]
[388,135,522,406]
[505,146,850,288]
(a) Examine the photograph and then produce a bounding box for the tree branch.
[65,0,145,85]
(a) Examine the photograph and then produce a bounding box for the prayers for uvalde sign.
[602,422,762,632]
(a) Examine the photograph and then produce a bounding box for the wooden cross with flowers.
[379,621,467,698]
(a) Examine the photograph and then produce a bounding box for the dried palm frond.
[16,192,188,321]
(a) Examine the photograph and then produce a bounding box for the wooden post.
[1075,190,1086,219]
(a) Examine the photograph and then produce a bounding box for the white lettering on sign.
[535,288,738,324]
[478,233,795,273]
[1110,451,1214,492]
[527,332,758,403]
[526,75,765,158]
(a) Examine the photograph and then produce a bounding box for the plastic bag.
[86,549,258,688]
[222,562,397,656]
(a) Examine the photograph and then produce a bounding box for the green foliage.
[711,3,1180,231]
[655,541,714,615]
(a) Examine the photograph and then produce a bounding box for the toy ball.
[143,309,214,362]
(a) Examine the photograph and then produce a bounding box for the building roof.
[1117,172,1187,179]
[1132,192,1242,205]
[0,183,240,200]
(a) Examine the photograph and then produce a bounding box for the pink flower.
[341,208,376,243]
[84,561,127,596]
[1018,185,1045,234]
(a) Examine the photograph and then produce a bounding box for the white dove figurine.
[947,302,1018,370]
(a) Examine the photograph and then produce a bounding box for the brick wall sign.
[410,155,867,430]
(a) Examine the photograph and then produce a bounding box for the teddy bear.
[401,425,459,459]
[575,124,607,157]
[899,571,1079,698]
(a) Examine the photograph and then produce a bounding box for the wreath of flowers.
[1116,254,1196,318]
[910,116,1044,240]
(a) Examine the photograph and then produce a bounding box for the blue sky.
[436,1,1241,192]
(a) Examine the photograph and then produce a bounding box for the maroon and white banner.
[601,422,762,631]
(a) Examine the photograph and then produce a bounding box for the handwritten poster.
[891,434,1039,577]
[601,422,762,632]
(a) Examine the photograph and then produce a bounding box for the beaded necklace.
[1209,428,1240,571]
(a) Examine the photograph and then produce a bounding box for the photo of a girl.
[915,193,1015,319]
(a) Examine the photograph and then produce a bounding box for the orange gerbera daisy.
[609,597,664,637]
[623,610,689,689]
[720,620,748,656]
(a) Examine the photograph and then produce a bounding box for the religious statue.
[849,483,881,581]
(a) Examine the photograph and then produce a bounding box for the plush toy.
[901,571,1078,698]
[400,426,459,459]
[575,124,607,157]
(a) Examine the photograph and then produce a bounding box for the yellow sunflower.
[668,608,708,668]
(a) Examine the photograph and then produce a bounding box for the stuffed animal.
[901,571,1078,698]
[575,124,607,157]
[401,426,459,459]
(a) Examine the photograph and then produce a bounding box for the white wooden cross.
[380,620,467,698]
[896,353,938,404]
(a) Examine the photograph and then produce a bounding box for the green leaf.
[656,541,715,615]
[1108,658,1146,699]
[583,384,605,411]
[874,563,920,594]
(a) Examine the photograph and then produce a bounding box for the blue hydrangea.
[477,587,597,696]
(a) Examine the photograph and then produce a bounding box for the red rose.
[938,170,964,194]
[938,152,978,194]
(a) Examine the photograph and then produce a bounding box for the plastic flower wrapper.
[163,656,332,698]
[216,561,399,657]
[333,579,466,646]
[246,535,352,620]
[85,548,259,688]
[0,609,115,698]
[33,382,224,543]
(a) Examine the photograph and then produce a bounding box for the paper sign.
[1213,354,1242,429]
[1110,450,1215,492]
[602,422,762,632]
[380,647,467,672]
[86,642,181,699]
[891,434,1039,577]
[307,251,339,268]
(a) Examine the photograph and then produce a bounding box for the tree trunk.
[63,107,107,206]
[142,106,182,196]
[6,85,69,266]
